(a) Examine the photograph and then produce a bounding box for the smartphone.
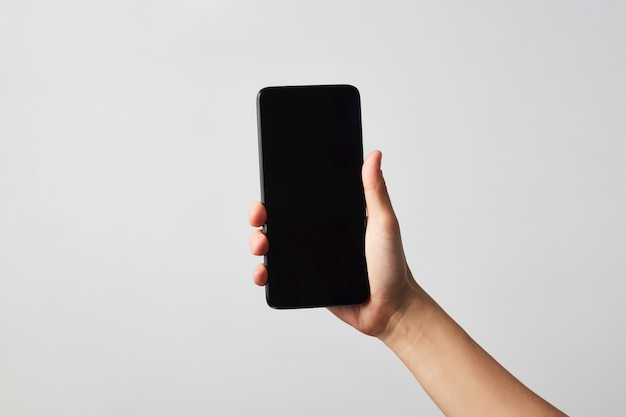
[256,84,370,309]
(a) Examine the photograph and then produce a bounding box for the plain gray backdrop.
[1,1,625,415]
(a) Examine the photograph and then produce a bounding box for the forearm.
[379,274,566,417]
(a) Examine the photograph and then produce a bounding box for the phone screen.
[257,85,370,308]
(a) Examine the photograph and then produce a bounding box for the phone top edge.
[257,84,360,97]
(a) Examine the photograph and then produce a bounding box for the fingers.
[248,201,267,227]
[249,201,269,286]
[253,263,268,286]
[249,229,269,256]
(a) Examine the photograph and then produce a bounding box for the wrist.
[377,280,437,354]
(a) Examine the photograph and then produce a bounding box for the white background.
[1,1,625,415]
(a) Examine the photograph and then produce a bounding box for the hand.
[249,150,422,338]
[249,151,567,416]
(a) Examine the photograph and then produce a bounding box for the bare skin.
[249,150,567,417]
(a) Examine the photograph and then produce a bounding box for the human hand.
[251,151,568,416]
[249,151,422,338]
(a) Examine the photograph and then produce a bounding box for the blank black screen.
[257,85,370,308]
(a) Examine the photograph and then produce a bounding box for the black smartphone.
[256,84,370,309]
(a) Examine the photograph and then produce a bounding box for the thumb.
[362,151,395,220]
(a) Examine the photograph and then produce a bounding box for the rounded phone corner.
[341,83,360,97]
[256,87,270,105]
[265,288,283,310]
